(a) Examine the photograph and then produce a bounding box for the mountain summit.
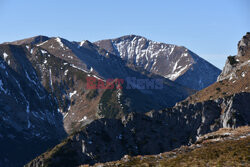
[95,35,221,90]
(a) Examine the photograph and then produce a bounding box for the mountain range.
[0,33,248,167]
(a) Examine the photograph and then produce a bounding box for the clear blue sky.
[0,0,249,69]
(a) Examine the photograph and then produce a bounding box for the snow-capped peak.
[80,40,87,47]
[55,37,64,48]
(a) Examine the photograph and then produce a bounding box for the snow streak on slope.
[95,35,221,90]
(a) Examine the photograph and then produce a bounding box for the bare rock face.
[238,32,250,57]
[25,92,250,167]
[95,35,221,90]
[218,32,250,81]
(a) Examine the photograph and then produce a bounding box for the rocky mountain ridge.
[25,33,250,167]
[25,92,250,167]
[0,33,248,167]
[0,35,195,166]
[95,35,221,90]
[183,32,250,104]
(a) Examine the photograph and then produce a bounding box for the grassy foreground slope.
[89,127,250,167]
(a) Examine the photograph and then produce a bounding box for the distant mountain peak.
[4,35,50,45]
[95,35,221,90]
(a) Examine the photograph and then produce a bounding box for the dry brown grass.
[89,127,250,167]
[183,64,250,104]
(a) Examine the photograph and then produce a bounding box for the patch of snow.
[172,60,179,72]
[169,46,175,55]
[41,50,47,54]
[3,52,8,60]
[49,69,53,91]
[211,138,222,142]
[30,48,33,54]
[165,65,189,80]
[64,69,68,76]
[183,53,188,57]
[79,40,86,47]
[69,90,77,98]
[93,75,104,81]
[223,132,232,136]
[26,45,30,49]
[0,79,8,94]
[70,64,89,73]
[79,116,87,122]
[44,59,47,64]
[229,75,233,81]
[55,37,65,49]
[26,101,31,128]
[117,90,122,99]
[241,72,246,77]
[26,102,30,114]
[27,119,31,129]
[63,112,68,119]
[90,67,93,72]
[37,40,48,46]
[25,71,37,85]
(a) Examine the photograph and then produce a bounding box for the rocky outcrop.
[25,92,250,167]
[218,32,250,81]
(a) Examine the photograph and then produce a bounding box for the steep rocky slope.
[0,44,66,166]
[184,32,250,104]
[0,42,108,166]
[0,36,194,166]
[95,35,221,90]
[25,92,250,167]
[90,126,250,167]
[25,33,250,167]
